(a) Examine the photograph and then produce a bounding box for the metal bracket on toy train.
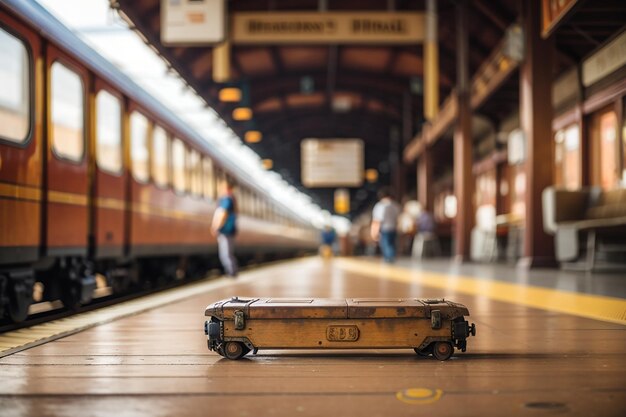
[234,310,245,330]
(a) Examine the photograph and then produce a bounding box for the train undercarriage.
[1,251,302,324]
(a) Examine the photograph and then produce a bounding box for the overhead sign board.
[231,12,424,44]
[161,0,226,45]
[541,0,580,38]
[301,139,364,188]
[582,30,626,87]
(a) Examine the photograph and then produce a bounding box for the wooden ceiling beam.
[252,84,405,117]
[471,0,509,32]
[256,107,398,135]
[247,70,413,98]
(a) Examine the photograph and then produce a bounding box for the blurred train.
[0,1,318,323]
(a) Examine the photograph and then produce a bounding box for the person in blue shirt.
[319,225,337,257]
[211,178,238,277]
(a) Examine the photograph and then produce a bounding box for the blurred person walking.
[370,187,401,263]
[412,204,440,258]
[211,178,238,277]
[319,225,337,258]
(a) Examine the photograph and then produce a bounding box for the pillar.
[418,151,433,211]
[213,40,230,83]
[424,0,439,121]
[519,0,555,267]
[453,0,473,261]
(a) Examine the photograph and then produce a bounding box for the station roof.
[114,0,624,216]
[111,0,516,214]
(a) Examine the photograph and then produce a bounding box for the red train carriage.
[0,1,318,322]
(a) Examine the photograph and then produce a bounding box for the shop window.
[130,111,150,182]
[623,99,626,187]
[497,163,511,215]
[152,126,169,187]
[0,27,30,143]
[434,189,455,221]
[591,108,618,190]
[600,111,617,189]
[51,62,84,161]
[511,165,526,219]
[475,169,497,208]
[599,111,618,190]
[554,124,581,190]
[95,90,122,174]
[172,138,187,193]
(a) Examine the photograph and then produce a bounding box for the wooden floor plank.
[1,257,625,417]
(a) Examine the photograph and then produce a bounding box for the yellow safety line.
[335,258,626,326]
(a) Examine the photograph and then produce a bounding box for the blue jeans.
[217,234,238,277]
[379,231,397,263]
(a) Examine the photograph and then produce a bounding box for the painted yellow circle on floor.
[396,387,443,405]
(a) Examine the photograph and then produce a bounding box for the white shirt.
[372,198,401,232]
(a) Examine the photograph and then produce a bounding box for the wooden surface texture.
[1,257,625,417]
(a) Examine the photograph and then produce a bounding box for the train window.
[234,188,242,213]
[152,125,169,187]
[240,188,248,215]
[51,62,84,161]
[189,149,202,196]
[130,111,150,182]
[95,90,122,174]
[0,27,31,144]
[172,138,187,193]
[202,157,215,200]
[242,189,249,215]
[252,194,257,216]
[215,168,225,192]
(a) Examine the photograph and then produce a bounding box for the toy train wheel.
[432,342,454,361]
[223,341,247,360]
[414,347,431,357]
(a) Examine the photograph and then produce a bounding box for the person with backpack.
[211,178,238,277]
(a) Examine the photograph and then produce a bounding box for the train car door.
[44,44,94,307]
[91,79,127,261]
[0,10,42,321]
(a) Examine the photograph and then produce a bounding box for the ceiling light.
[219,87,241,102]
[245,130,262,143]
[332,96,351,113]
[232,107,252,121]
[262,159,273,169]
[365,169,378,183]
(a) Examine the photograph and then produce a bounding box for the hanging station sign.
[582,30,626,87]
[301,139,364,188]
[231,12,424,44]
[161,0,226,45]
[541,0,580,38]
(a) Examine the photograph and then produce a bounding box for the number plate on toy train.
[326,325,360,341]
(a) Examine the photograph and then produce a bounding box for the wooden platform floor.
[1,257,625,417]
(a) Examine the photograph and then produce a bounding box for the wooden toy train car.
[204,297,476,361]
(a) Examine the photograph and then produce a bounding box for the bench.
[542,186,626,269]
